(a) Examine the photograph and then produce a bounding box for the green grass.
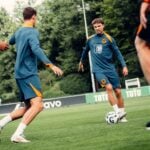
[1,96,150,150]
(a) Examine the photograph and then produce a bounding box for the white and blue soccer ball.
[105,111,119,124]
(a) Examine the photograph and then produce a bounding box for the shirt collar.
[97,33,104,37]
[23,22,33,27]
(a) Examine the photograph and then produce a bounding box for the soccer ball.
[105,111,119,124]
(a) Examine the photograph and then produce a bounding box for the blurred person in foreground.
[135,0,150,130]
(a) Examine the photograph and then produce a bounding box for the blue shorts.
[137,14,150,43]
[16,75,43,102]
[94,71,121,89]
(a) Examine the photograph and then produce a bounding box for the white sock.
[0,115,12,128]
[113,104,120,113]
[13,122,27,136]
[119,108,125,113]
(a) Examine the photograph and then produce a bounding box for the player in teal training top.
[9,25,54,79]
[79,18,128,122]
[0,7,63,143]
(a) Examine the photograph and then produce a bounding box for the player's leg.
[146,122,150,130]
[11,97,43,143]
[135,36,150,84]
[0,107,28,131]
[114,88,124,108]
[135,38,150,128]
[0,80,28,130]
[21,97,43,125]
[114,88,127,122]
[9,79,29,121]
[0,115,12,131]
[11,75,43,143]
[94,72,120,113]
[135,15,150,129]
[107,71,127,120]
[10,107,29,120]
[105,83,120,113]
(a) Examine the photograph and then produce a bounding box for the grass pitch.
[1,96,150,150]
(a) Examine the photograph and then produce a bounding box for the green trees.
[38,0,92,97]
[0,8,17,102]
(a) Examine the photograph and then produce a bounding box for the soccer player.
[135,0,150,129]
[0,41,8,51]
[0,7,63,143]
[78,18,128,122]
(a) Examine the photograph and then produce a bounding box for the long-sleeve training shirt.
[9,27,52,79]
[80,33,126,73]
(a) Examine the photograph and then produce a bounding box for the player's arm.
[29,33,63,76]
[0,41,9,51]
[1,33,16,51]
[140,0,150,28]
[9,34,16,45]
[78,41,90,72]
[111,38,128,76]
[45,64,63,76]
[143,0,150,3]
[0,33,16,51]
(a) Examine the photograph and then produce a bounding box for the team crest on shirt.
[102,38,107,44]
[95,44,103,54]
[100,79,106,88]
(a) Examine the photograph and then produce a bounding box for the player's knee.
[115,89,121,97]
[105,84,113,92]
[31,98,44,111]
[37,102,44,112]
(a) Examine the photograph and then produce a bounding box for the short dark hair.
[23,7,37,20]
[91,18,104,25]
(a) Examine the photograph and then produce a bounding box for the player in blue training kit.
[79,18,128,122]
[135,0,150,129]
[0,7,63,143]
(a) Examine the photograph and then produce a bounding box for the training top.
[143,0,150,3]
[80,33,126,73]
[9,27,52,79]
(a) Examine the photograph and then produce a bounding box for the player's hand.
[122,66,128,77]
[140,2,150,28]
[51,65,63,76]
[0,41,9,51]
[78,61,84,72]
